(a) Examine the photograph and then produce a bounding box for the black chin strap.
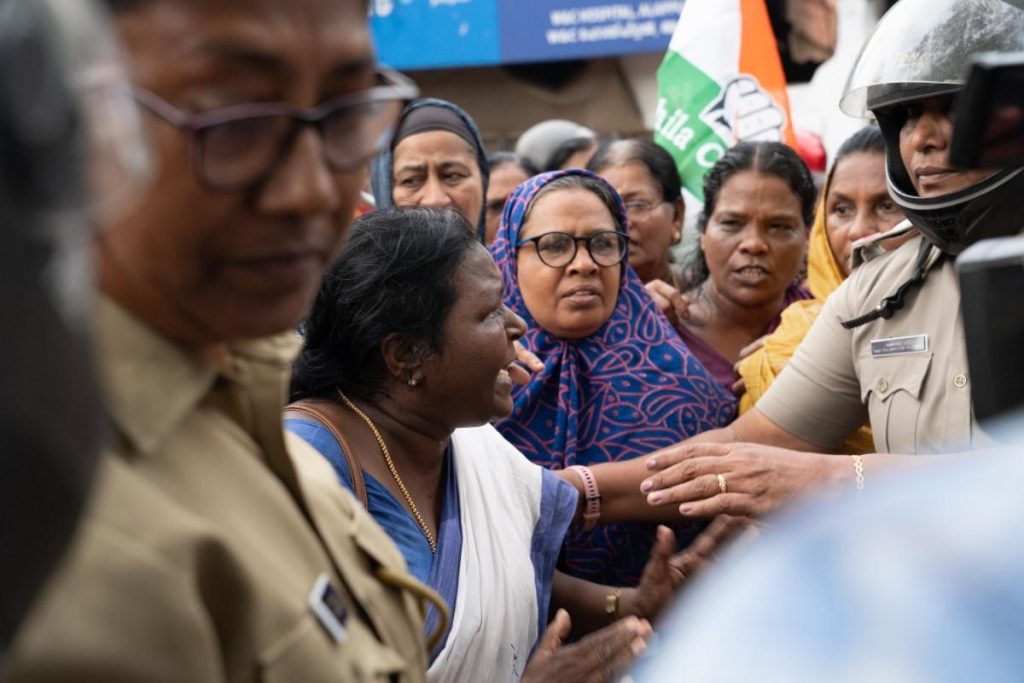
[841,239,941,330]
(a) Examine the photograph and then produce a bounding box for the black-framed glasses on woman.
[133,66,418,191]
[516,231,628,268]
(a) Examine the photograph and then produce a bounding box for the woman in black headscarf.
[370,98,490,239]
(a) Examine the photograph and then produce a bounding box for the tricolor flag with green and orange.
[656,0,796,203]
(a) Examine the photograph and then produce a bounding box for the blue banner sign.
[370,0,501,69]
[497,1,683,65]
[370,0,684,70]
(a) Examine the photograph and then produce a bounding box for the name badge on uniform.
[308,573,349,643]
[870,334,929,357]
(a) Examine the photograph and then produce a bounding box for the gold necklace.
[337,390,437,554]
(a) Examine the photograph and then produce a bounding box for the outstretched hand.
[623,518,752,622]
[640,442,842,518]
[521,609,651,683]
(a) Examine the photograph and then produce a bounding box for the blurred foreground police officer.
[4,0,448,680]
[639,0,1024,519]
[0,0,125,655]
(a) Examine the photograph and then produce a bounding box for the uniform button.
[878,379,890,393]
[953,373,968,389]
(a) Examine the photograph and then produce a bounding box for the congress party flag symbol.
[655,0,796,202]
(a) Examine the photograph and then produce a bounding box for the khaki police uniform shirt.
[758,234,990,454]
[7,298,428,682]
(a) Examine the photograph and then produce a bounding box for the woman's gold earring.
[672,231,681,242]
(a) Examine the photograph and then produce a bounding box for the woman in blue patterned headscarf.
[491,168,736,587]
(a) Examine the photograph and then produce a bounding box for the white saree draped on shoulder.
[428,424,551,683]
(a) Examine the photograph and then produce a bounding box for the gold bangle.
[605,588,622,619]
[850,455,865,491]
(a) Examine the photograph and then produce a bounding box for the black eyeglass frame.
[133,66,418,191]
[516,230,629,269]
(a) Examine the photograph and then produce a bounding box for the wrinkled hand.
[521,609,651,683]
[623,518,752,622]
[512,340,543,385]
[640,442,841,518]
[645,279,691,330]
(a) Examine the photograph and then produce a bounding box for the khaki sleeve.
[755,282,868,450]
[6,521,225,683]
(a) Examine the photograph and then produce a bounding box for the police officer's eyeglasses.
[133,66,418,191]
[516,230,629,268]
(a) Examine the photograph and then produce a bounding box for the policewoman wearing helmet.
[636,0,1024,519]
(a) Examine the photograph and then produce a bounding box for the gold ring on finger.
[717,473,728,495]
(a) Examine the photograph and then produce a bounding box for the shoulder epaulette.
[850,219,918,269]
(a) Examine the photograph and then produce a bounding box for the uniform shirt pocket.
[859,353,932,454]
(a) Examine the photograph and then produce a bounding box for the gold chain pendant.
[337,391,437,554]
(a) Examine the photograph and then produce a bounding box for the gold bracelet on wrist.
[850,454,865,491]
[604,588,623,620]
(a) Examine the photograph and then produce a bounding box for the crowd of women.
[280,91,914,679]
[13,0,1023,681]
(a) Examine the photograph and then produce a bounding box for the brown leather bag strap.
[284,402,368,508]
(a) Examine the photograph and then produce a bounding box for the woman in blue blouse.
[285,207,712,682]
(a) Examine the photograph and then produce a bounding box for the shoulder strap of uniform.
[841,238,941,330]
[850,219,918,269]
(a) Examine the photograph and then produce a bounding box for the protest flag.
[655,0,796,202]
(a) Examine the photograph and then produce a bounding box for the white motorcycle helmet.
[841,0,1024,256]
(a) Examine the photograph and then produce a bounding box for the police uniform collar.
[840,235,943,330]
[850,219,919,269]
